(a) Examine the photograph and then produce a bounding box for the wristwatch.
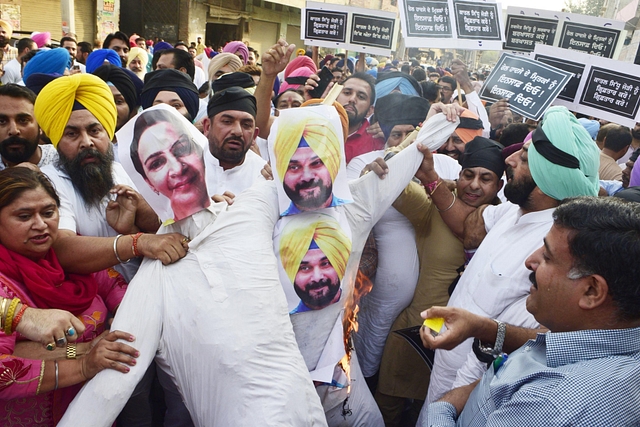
[478,319,506,356]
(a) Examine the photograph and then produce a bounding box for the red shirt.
[345,118,385,164]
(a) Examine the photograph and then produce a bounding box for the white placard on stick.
[504,7,626,58]
[534,44,640,127]
[479,53,572,120]
[397,0,504,50]
[302,1,398,56]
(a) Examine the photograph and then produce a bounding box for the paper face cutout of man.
[270,105,352,216]
[118,104,211,222]
[278,213,352,314]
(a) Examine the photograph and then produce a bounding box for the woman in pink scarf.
[0,168,137,425]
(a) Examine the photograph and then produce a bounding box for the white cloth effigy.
[58,183,327,427]
[350,152,461,378]
[282,115,459,426]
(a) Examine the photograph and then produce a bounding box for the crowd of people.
[0,17,638,427]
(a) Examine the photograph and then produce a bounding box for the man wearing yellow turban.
[34,73,187,278]
[279,214,352,314]
[0,20,17,67]
[274,110,346,215]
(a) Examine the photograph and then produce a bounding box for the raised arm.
[348,114,459,227]
[255,39,296,139]
[413,145,476,239]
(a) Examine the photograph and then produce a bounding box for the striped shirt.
[427,327,640,426]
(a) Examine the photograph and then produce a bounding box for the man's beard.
[503,166,537,208]
[295,278,341,310]
[0,36,6,48]
[632,128,640,140]
[0,135,39,164]
[344,104,367,128]
[209,136,249,166]
[58,146,115,207]
[438,147,462,160]
[284,179,332,210]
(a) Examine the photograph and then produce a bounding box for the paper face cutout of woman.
[269,104,353,216]
[118,104,211,222]
[276,212,352,314]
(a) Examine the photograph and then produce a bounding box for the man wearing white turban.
[0,20,17,67]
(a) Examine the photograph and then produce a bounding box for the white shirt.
[0,144,58,171]
[204,148,266,196]
[427,203,554,403]
[193,66,206,90]
[41,162,140,281]
[1,58,21,85]
[255,136,270,162]
[72,60,86,73]
[59,184,328,427]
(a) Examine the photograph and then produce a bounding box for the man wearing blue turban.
[85,49,122,73]
[23,48,71,82]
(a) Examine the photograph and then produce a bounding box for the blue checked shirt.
[427,327,640,427]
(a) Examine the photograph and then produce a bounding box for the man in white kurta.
[422,106,602,411]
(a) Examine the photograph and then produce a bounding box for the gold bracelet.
[0,297,7,331]
[4,298,20,335]
[66,343,77,359]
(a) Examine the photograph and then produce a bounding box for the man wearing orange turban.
[437,109,484,161]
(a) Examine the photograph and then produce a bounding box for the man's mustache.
[305,278,333,291]
[295,179,322,191]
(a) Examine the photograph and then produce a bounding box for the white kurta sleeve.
[58,259,164,427]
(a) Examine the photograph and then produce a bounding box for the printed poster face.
[268,104,353,216]
[273,210,352,314]
[117,104,212,223]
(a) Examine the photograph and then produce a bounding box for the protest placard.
[453,1,501,40]
[534,55,585,103]
[397,0,504,50]
[503,7,625,58]
[302,2,398,55]
[558,22,620,58]
[503,15,557,52]
[479,53,572,120]
[304,9,348,43]
[534,44,640,127]
[580,68,640,120]
[350,14,395,51]
[401,0,451,38]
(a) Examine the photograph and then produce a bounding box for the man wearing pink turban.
[222,41,249,64]
[30,31,51,48]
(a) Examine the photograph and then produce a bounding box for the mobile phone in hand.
[308,66,334,99]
